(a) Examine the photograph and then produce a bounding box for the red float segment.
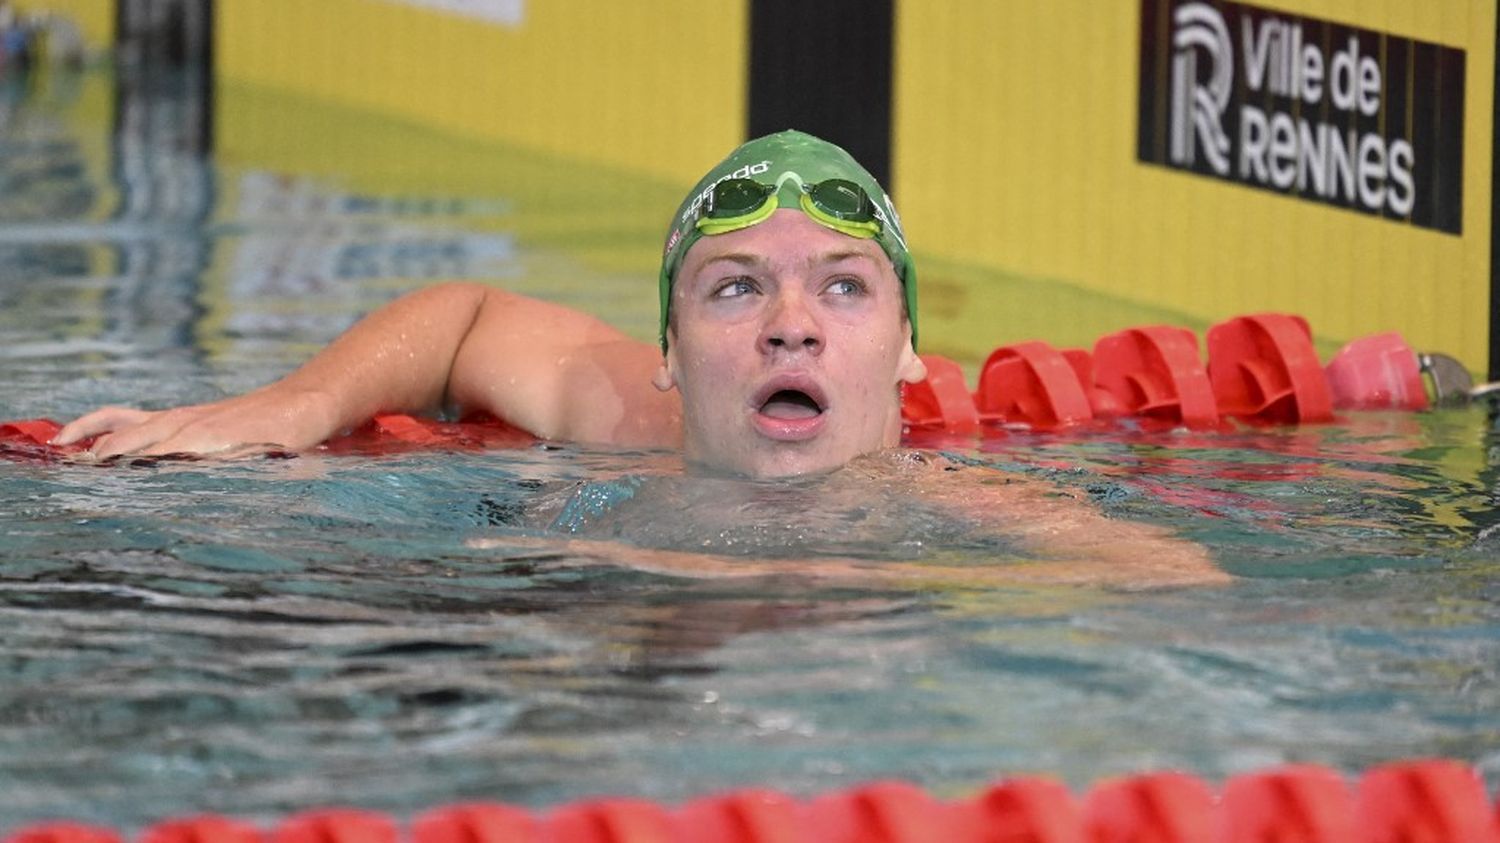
[368,415,445,446]
[1061,349,1128,419]
[673,789,802,843]
[961,777,1084,843]
[803,781,963,843]
[1356,759,1500,843]
[1206,314,1334,424]
[0,418,89,461]
[272,810,398,843]
[1093,326,1219,428]
[1324,333,1430,411]
[1217,765,1354,843]
[1083,772,1216,843]
[410,804,540,843]
[976,342,1094,429]
[0,419,66,446]
[141,817,264,843]
[900,355,980,433]
[3,823,121,843]
[545,799,674,843]
[321,415,535,455]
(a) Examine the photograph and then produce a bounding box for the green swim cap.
[658,129,917,351]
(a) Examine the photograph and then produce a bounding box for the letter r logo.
[1170,3,1233,175]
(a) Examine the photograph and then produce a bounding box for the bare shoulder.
[446,288,683,447]
[852,449,1230,588]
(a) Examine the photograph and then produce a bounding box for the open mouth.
[758,389,824,420]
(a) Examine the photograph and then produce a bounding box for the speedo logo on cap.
[679,160,773,225]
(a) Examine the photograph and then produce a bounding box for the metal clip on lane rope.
[1419,352,1498,405]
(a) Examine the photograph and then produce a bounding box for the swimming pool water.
[2,69,1499,831]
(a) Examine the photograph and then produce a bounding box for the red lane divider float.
[901,355,981,434]
[1094,325,1218,429]
[8,760,1498,843]
[1085,771,1215,843]
[142,817,263,843]
[1217,764,1355,842]
[274,811,398,843]
[1207,313,1333,424]
[8,825,121,843]
[963,777,1081,842]
[975,341,1095,430]
[1325,332,1430,411]
[902,312,1461,435]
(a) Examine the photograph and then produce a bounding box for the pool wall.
[9,0,1497,376]
[896,1,1493,377]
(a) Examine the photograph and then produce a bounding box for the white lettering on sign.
[1169,1,1418,218]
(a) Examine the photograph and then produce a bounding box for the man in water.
[57,130,925,478]
[54,130,1222,586]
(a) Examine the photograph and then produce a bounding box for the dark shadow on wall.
[747,0,893,188]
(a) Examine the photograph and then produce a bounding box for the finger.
[132,419,279,459]
[136,433,240,458]
[90,414,192,458]
[53,406,154,445]
[143,415,309,458]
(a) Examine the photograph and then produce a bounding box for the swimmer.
[57,130,920,478]
[55,130,1225,586]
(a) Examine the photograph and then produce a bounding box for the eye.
[713,277,758,298]
[825,276,867,296]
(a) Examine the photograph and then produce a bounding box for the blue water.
[2,69,1499,832]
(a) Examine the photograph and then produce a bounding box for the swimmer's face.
[654,209,926,478]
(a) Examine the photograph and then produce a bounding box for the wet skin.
[654,209,927,478]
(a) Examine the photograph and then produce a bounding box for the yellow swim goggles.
[695,171,884,241]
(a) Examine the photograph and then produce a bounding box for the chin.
[684,442,844,479]
[686,416,899,478]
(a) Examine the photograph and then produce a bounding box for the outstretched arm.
[923,467,1228,587]
[471,528,1225,590]
[55,282,681,458]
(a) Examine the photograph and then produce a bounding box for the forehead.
[677,209,896,284]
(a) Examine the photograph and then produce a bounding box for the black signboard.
[1139,0,1465,234]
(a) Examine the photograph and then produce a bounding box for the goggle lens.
[805,178,877,223]
[704,179,775,218]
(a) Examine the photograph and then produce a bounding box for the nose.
[758,287,823,356]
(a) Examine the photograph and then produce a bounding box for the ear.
[652,330,680,392]
[895,321,926,385]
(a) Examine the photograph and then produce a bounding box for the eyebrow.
[699,252,766,269]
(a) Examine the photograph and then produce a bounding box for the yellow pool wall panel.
[214,0,748,190]
[895,0,1493,374]
[9,0,112,54]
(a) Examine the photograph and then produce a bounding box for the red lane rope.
[903,312,1432,435]
[5,759,1497,843]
